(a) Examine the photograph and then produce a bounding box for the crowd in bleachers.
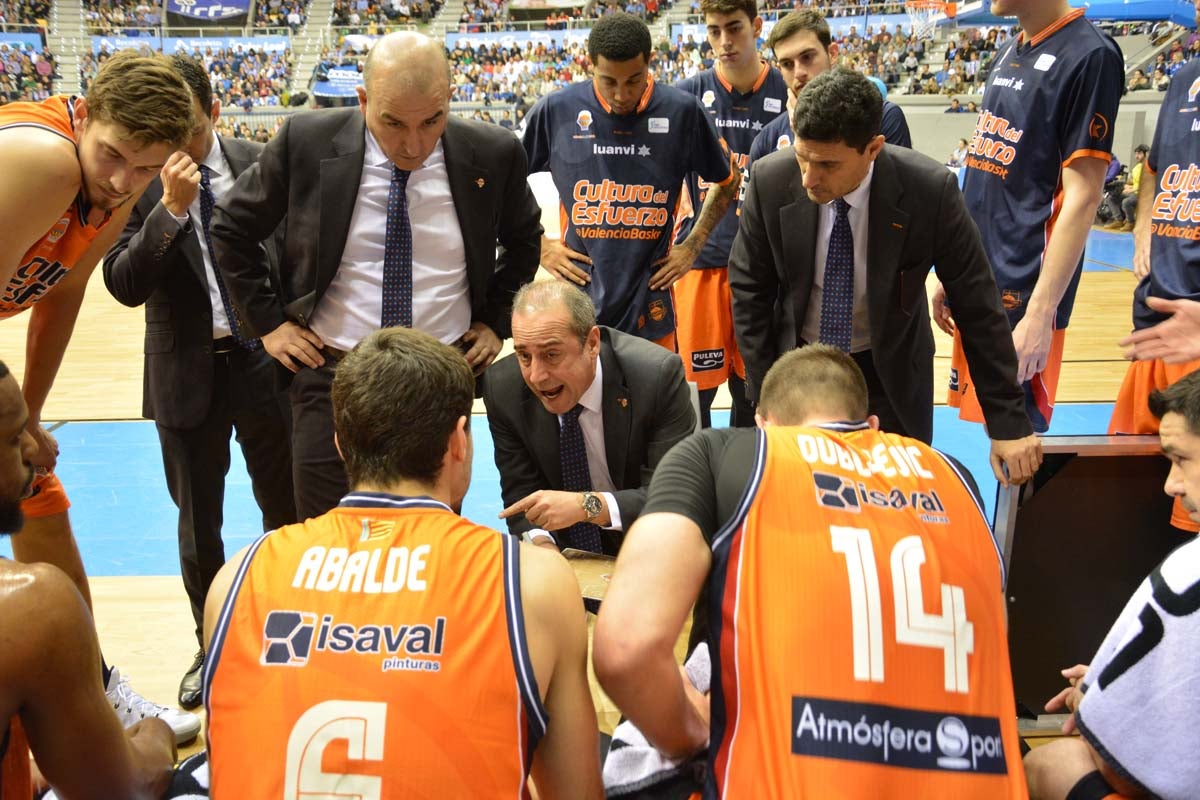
[0,0,49,29]
[254,0,311,30]
[214,114,287,140]
[1129,28,1200,91]
[332,0,441,29]
[757,0,904,15]
[83,0,161,33]
[0,41,55,103]
[82,45,293,108]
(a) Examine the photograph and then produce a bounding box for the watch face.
[583,493,603,518]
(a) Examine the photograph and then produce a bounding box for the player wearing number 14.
[596,345,1027,798]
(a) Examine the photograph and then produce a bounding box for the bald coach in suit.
[730,68,1041,485]
[209,32,542,518]
[484,282,696,556]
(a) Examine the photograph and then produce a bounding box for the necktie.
[199,164,260,350]
[819,197,854,353]
[381,166,413,329]
[558,404,604,554]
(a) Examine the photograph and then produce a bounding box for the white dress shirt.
[309,129,470,350]
[800,162,874,353]
[527,359,624,546]
[166,136,235,339]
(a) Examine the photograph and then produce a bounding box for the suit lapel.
[599,335,630,486]
[865,149,910,350]
[523,389,563,488]
[781,166,819,344]
[442,118,490,295]
[319,113,367,298]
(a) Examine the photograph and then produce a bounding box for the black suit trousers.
[288,362,348,520]
[157,347,296,644]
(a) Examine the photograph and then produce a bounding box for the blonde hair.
[85,50,194,149]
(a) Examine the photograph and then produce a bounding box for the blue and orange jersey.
[961,8,1122,330]
[204,492,547,799]
[523,78,734,341]
[0,95,109,318]
[706,425,1026,799]
[0,717,30,800]
[1134,59,1200,331]
[747,99,911,167]
[674,62,788,269]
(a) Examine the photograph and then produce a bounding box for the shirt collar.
[828,161,874,213]
[201,134,224,175]
[364,126,443,170]
[575,357,604,417]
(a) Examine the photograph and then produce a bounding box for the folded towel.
[602,643,710,798]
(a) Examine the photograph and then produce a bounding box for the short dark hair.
[791,67,882,152]
[1150,370,1200,435]
[331,328,475,486]
[171,54,213,117]
[588,12,652,64]
[700,0,757,24]
[1135,144,1150,155]
[0,361,8,380]
[766,8,831,52]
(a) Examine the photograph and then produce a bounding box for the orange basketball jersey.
[0,96,109,318]
[707,426,1026,799]
[204,493,547,799]
[0,717,30,800]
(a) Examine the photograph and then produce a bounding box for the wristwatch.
[581,491,603,521]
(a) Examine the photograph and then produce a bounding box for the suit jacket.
[104,135,279,429]
[483,327,697,550]
[209,109,542,341]
[729,144,1031,443]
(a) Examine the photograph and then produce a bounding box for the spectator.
[949,137,969,167]
[945,95,963,112]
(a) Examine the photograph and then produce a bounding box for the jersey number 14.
[830,526,975,693]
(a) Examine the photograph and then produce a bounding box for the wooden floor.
[10,242,1137,759]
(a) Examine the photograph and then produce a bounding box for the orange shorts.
[1108,356,1200,532]
[947,326,1066,434]
[670,267,744,391]
[21,470,70,519]
[652,329,676,353]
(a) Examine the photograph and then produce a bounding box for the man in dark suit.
[485,282,695,556]
[730,68,1042,486]
[209,32,542,519]
[104,55,296,709]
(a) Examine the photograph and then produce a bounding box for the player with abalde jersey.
[524,12,738,347]
[672,0,788,428]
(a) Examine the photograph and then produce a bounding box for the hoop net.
[906,0,946,40]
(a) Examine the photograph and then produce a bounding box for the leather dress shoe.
[178,649,205,710]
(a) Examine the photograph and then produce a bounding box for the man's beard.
[0,500,24,536]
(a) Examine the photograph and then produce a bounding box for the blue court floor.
[0,404,1116,577]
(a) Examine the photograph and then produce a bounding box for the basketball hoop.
[906,0,948,41]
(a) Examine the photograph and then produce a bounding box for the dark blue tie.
[819,197,854,352]
[199,164,260,350]
[558,405,604,554]
[381,166,413,329]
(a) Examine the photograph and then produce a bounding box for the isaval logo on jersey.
[764,96,782,113]
[261,609,447,673]
[814,471,948,523]
[648,116,669,133]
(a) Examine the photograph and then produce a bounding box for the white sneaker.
[105,666,202,745]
